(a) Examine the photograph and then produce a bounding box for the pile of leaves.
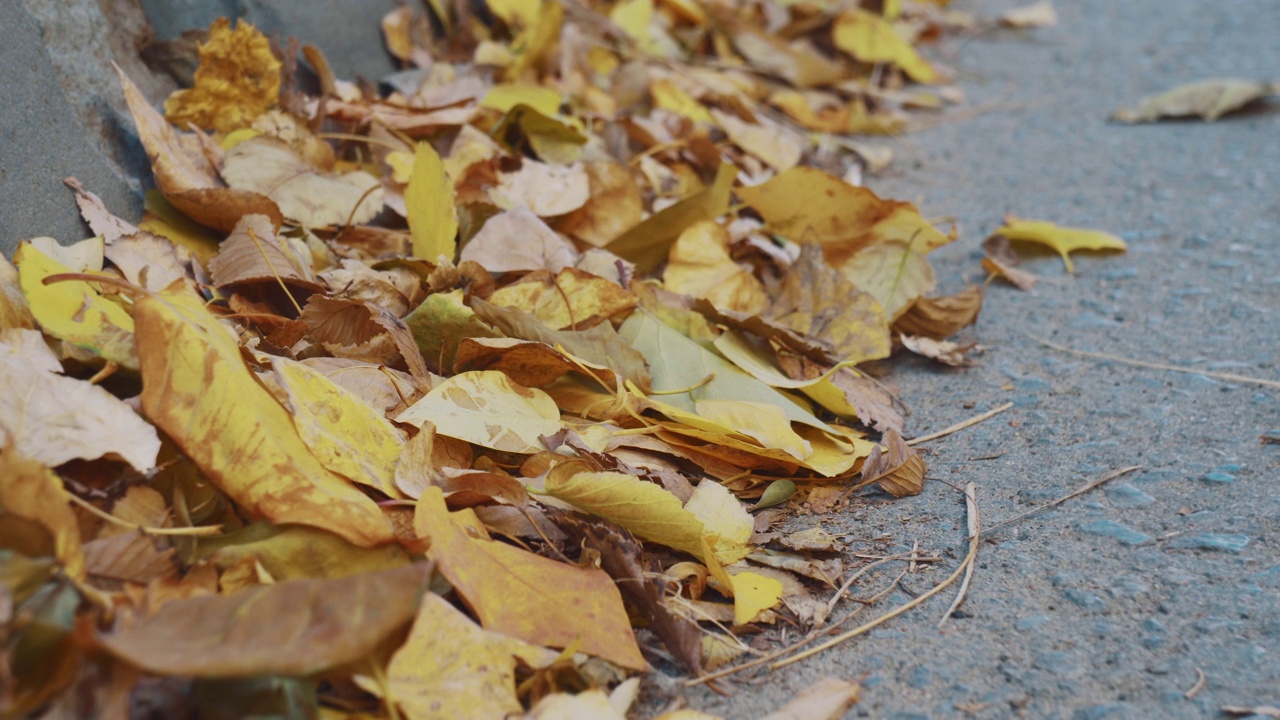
[0,1,1088,717]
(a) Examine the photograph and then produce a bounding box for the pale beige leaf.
[395,371,562,454]
[460,206,578,273]
[222,137,384,227]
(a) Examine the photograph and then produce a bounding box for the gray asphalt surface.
[665,1,1280,718]
[4,1,1277,718]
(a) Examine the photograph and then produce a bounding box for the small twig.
[1184,667,1207,699]
[938,483,978,629]
[907,402,1014,446]
[978,466,1142,538]
[1029,334,1280,389]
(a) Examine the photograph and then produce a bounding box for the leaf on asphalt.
[1110,78,1277,123]
[406,141,459,262]
[760,677,861,720]
[729,571,783,625]
[163,18,280,133]
[991,217,1127,272]
[607,163,736,274]
[64,177,139,243]
[859,429,926,497]
[135,288,394,547]
[833,9,937,84]
[900,334,977,367]
[489,267,636,331]
[221,137,384,228]
[415,486,647,669]
[0,446,86,581]
[15,241,139,369]
[395,370,562,454]
[0,328,160,472]
[461,207,578,274]
[374,592,555,720]
[116,64,282,232]
[981,234,1038,290]
[664,221,768,315]
[208,214,321,290]
[999,1,1058,28]
[893,285,983,339]
[553,161,645,247]
[97,563,430,676]
[268,356,407,498]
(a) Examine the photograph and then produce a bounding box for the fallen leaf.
[553,161,645,247]
[999,1,1058,28]
[859,428,925,497]
[664,221,768,315]
[406,142,459,262]
[0,446,86,581]
[834,240,936,320]
[135,288,394,547]
[524,690,628,720]
[992,217,1127,272]
[684,479,755,564]
[103,233,193,293]
[544,467,706,560]
[395,370,562,454]
[833,10,937,84]
[97,563,430,676]
[0,255,35,330]
[760,677,861,720]
[981,234,1038,290]
[729,571,783,625]
[1111,78,1276,123]
[415,487,647,669]
[116,64,282,232]
[893,285,983,339]
[0,328,160,473]
[490,160,591,217]
[221,137,384,228]
[208,214,320,291]
[197,523,410,581]
[454,337,616,388]
[460,207,577,273]
[64,177,139,242]
[488,267,635,331]
[163,18,280,133]
[83,533,178,585]
[607,163,736,274]
[301,296,430,378]
[900,334,976,367]
[710,109,804,173]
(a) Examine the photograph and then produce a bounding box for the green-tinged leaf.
[405,289,503,374]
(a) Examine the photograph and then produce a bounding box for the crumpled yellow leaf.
[651,78,713,124]
[15,241,138,370]
[0,446,86,581]
[833,9,937,84]
[683,479,753,564]
[395,370,561,454]
[1,329,160,473]
[415,487,646,669]
[135,289,394,547]
[992,217,1127,272]
[164,18,280,133]
[489,267,636,331]
[608,163,736,274]
[268,356,406,498]
[691,400,811,463]
[221,137,384,228]
[372,592,555,720]
[1110,78,1276,123]
[729,571,783,625]
[406,142,459,262]
[664,221,768,316]
[544,468,706,560]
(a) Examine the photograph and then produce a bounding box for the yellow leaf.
[488,267,637,331]
[692,400,811,463]
[710,109,804,172]
[833,9,937,84]
[650,79,713,124]
[138,191,221,265]
[0,446,86,581]
[664,221,768,315]
[198,523,410,580]
[416,487,647,669]
[376,592,555,720]
[611,0,654,46]
[15,241,138,370]
[135,289,393,547]
[834,240,936,320]
[164,18,281,133]
[405,142,459,262]
[544,468,707,560]
[683,479,753,565]
[481,83,562,117]
[485,0,542,30]
[395,371,561,454]
[269,357,406,498]
[607,163,736,274]
[729,571,783,625]
[993,217,1127,272]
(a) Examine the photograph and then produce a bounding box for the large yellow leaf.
[405,142,459,262]
[0,447,85,581]
[415,487,646,669]
[135,290,394,547]
[15,242,138,370]
[543,468,706,560]
[395,371,562,454]
[376,592,555,720]
[163,18,280,133]
[834,240,936,320]
[833,9,937,84]
[992,217,1127,272]
[692,400,811,463]
[197,523,409,580]
[607,163,736,274]
[268,357,406,498]
[488,267,637,331]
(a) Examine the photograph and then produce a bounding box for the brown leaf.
[104,233,193,293]
[64,177,139,242]
[552,161,644,247]
[893,286,983,339]
[115,63,282,232]
[302,296,430,379]
[0,446,86,581]
[859,429,925,497]
[208,214,321,291]
[97,563,431,676]
[982,235,1038,290]
[83,534,179,585]
[221,137,384,228]
[900,334,978,367]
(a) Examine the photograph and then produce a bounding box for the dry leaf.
[859,428,925,497]
[406,142,459,262]
[302,296,430,378]
[222,137,384,227]
[0,446,86,581]
[607,163,736,274]
[460,207,577,273]
[488,267,636,330]
[490,160,591,217]
[833,10,937,84]
[999,1,1058,28]
[992,217,1127,272]
[208,214,320,290]
[1111,78,1276,123]
[981,235,1038,290]
[834,240,936,321]
[395,370,562,454]
[164,18,281,133]
[893,285,983,339]
[760,677,861,720]
[900,334,977,367]
[728,571,783,625]
[664,221,768,315]
[553,161,644,247]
